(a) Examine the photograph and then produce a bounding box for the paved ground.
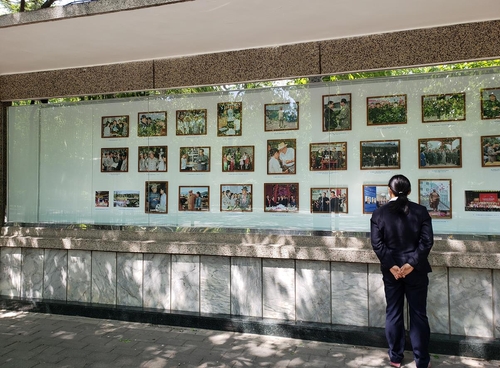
[1,310,499,368]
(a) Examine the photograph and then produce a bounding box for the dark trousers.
[382,268,430,368]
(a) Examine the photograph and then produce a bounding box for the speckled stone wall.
[0,61,154,101]
[154,43,320,89]
[320,20,500,74]
[1,20,499,101]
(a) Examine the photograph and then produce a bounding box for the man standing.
[429,189,440,212]
[324,100,336,130]
[268,148,285,173]
[196,149,209,171]
[278,142,295,173]
[483,93,500,118]
[337,98,350,129]
[330,191,340,213]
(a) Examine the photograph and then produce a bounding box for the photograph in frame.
[217,102,242,136]
[482,135,500,167]
[418,179,452,219]
[179,186,210,211]
[176,109,207,135]
[113,190,140,208]
[101,147,129,172]
[222,145,254,172]
[363,184,390,214]
[367,95,407,126]
[137,112,167,137]
[220,184,253,212]
[310,142,347,171]
[95,191,109,208]
[421,93,465,123]
[267,139,297,175]
[264,102,299,131]
[322,93,352,131]
[311,187,348,213]
[480,87,500,119]
[418,137,461,169]
[264,183,298,212]
[101,115,129,138]
[180,146,210,172]
[145,181,168,214]
[360,140,400,170]
[138,146,167,172]
[465,190,500,212]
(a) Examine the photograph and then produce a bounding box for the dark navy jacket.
[370,200,434,272]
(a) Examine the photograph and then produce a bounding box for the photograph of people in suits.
[310,188,348,213]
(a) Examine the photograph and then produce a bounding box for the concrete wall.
[1,227,500,339]
[1,245,499,339]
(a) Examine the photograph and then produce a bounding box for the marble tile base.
[43,249,67,301]
[171,255,199,312]
[200,255,230,315]
[296,260,330,323]
[91,251,116,305]
[67,250,91,303]
[0,247,22,297]
[21,248,44,299]
[450,268,493,338]
[331,262,368,326]
[117,253,143,307]
[263,259,295,320]
[231,257,262,317]
[144,254,171,310]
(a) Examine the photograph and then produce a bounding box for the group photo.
[101,115,129,138]
[367,95,407,125]
[178,186,210,211]
[310,142,347,171]
[264,183,298,212]
[220,185,252,212]
[311,188,348,213]
[138,146,167,172]
[176,109,207,135]
[360,140,400,170]
[222,146,254,172]
[101,148,128,172]
[419,138,461,168]
[138,112,167,137]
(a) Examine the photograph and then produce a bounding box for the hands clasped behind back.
[390,263,414,280]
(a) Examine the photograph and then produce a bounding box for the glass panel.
[6,67,500,234]
[7,105,40,223]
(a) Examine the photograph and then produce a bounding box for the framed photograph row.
[99,88,500,138]
[96,181,500,216]
[99,135,500,173]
